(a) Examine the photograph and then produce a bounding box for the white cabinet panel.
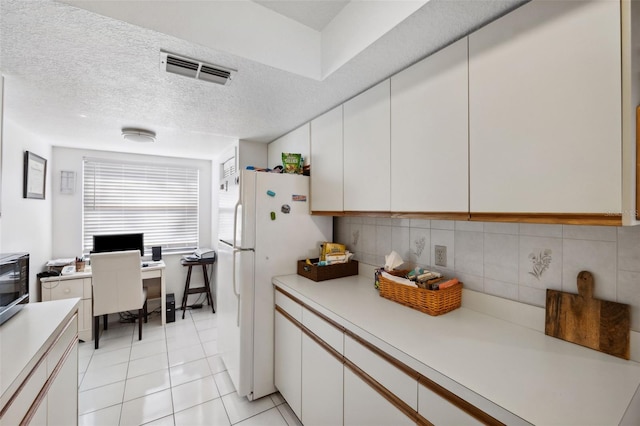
[344,367,413,426]
[274,310,302,420]
[469,0,622,214]
[0,362,47,425]
[344,335,417,410]
[302,307,343,354]
[46,315,77,374]
[301,333,343,426]
[47,341,78,426]
[418,383,483,426]
[310,105,343,212]
[343,80,391,211]
[30,398,47,426]
[276,291,302,322]
[391,38,469,213]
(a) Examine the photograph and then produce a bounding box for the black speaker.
[166,293,175,323]
[152,246,162,261]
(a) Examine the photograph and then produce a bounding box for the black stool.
[180,257,216,319]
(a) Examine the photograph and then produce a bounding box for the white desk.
[41,261,166,341]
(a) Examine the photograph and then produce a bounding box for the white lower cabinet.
[47,340,78,425]
[275,288,504,426]
[301,333,343,425]
[344,335,417,409]
[31,397,48,426]
[343,367,414,426]
[418,383,482,426]
[274,309,302,420]
[0,311,79,426]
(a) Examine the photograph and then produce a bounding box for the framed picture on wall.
[23,151,47,199]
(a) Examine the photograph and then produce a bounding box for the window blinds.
[83,159,199,254]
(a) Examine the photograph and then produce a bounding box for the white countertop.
[0,299,80,406]
[272,274,640,425]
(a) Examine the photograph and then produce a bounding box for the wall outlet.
[435,245,447,267]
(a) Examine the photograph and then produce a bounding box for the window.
[83,158,199,255]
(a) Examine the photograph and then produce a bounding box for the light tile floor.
[78,308,300,426]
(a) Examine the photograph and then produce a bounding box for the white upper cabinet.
[310,105,343,212]
[468,0,622,214]
[343,80,391,211]
[391,38,469,213]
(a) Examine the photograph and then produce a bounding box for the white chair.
[91,250,147,349]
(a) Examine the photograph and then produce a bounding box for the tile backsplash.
[334,217,640,331]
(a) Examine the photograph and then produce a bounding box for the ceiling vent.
[160,51,236,86]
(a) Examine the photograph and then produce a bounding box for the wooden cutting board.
[545,271,630,359]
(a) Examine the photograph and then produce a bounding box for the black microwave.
[0,253,29,325]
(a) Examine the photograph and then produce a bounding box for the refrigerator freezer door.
[218,241,255,398]
[250,172,332,399]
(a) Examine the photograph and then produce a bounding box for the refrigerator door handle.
[232,248,241,326]
[233,200,241,248]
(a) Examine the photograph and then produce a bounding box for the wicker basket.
[378,274,462,316]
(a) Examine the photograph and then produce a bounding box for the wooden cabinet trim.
[275,305,302,330]
[344,359,433,426]
[20,330,78,426]
[344,331,420,381]
[276,285,503,425]
[275,287,304,309]
[311,210,345,216]
[0,313,77,420]
[277,303,343,364]
[301,326,343,364]
[470,212,622,226]
[276,286,345,333]
[313,211,622,225]
[418,377,504,426]
[391,212,470,220]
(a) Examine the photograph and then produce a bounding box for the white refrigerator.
[218,169,332,401]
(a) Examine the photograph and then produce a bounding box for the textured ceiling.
[0,0,527,160]
[253,0,350,31]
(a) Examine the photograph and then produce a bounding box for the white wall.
[51,146,214,306]
[336,217,640,332]
[1,118,53,299]
[267,124,310,169]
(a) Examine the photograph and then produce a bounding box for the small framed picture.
[23,151,47,199]
[60,170,76,195]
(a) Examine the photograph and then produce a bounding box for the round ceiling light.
[122,128,156,143]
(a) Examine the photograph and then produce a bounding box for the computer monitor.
[92,233,144,257]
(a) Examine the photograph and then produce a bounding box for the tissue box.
[297,259,359,282]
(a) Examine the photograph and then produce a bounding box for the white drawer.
[46,314,78,375]
[142,269,162,279]
[45,278,84,300]
[419,383,483,426]
[344,334,417,410]
[302,307,343,354]
[1,361,47,426]
[275,290,302,322]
